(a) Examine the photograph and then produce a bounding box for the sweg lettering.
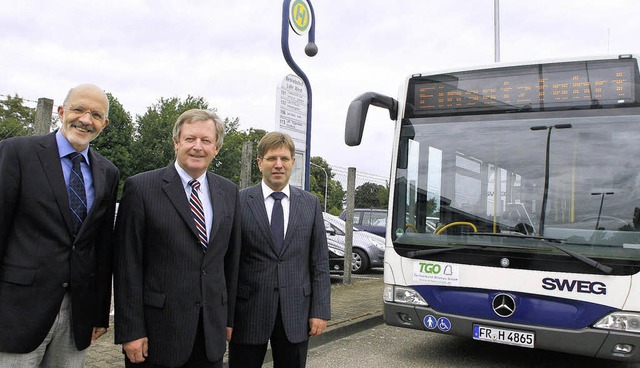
[418,263,441,274]
[541,278,606,295]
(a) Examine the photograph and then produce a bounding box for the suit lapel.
[35,133,74,235]
[79,150,107,232]
[246,185,278,254]
[205,173,222,244]
[281,186,302,255]
[162,165,199,238]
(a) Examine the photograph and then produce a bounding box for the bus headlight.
[594,312,640,333]
[384,284,428,306]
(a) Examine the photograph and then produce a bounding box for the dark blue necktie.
[67,152,87,236]
[270,192,286,252]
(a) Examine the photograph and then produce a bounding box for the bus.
[344,55,640,361]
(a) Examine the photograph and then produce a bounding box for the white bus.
[345,55,640,361]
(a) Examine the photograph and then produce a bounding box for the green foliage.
[0,94,35,139]
[91,93,135,196]
[354,182,389,209]
[131,96,209,175]
[310,156,345,215]
[214,123,266,186]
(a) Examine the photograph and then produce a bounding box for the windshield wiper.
[466,232,613,274]
[406,245,478,258]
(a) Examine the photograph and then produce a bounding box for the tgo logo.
[542,278,607,295]
[418,263,441,274]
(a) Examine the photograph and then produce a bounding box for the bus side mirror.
[345,92,398,146]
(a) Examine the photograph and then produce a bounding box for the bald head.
[63,84,110,118]
[58,83,110,151]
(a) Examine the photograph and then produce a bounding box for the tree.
[354,182,388,209]
[213,121,266,186]
[0,94,35,139]
[310,156,345,215]
[131,96,209,175]
[91,93,135,195]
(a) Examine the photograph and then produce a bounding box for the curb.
[260,312,384,365]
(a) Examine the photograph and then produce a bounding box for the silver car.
[323,212,385,273]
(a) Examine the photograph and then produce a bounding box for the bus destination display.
[411,58,638,115]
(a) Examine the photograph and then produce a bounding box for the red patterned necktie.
[189,179,207,252]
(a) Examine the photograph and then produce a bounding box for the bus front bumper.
[384,301,640,362]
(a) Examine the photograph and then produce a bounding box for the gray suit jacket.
[114,165,241,367]
[232,184,330,344]
[0,132,119,353]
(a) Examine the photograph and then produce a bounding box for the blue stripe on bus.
[412,285,616,329]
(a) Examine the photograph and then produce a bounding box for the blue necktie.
[270,192,286,252]
[189,179,208,252]
[67,152,87,236]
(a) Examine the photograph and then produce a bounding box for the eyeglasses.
[66,105,106,122]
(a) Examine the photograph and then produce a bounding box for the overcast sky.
[1,0,639,179]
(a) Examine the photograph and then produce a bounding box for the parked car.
[323,212,385,273]
[339,208,387,237]
[327,241,345,276]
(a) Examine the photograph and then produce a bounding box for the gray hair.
[172,109,225,148]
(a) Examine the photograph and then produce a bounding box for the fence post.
[34,98,53,135]
[343,167,356,285]
[240,141,253,189]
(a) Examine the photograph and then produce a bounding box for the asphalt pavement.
[85,276,384,367]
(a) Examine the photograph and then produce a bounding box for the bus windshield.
[392,108,640,264]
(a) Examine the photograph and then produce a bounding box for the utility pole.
[34,98,53,135]
[343,167,356,285]
[240,141,253,189]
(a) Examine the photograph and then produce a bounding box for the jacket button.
[195,302,202,308]
[202,270,207,276]
[61,282,69,288]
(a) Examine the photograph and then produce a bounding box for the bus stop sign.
[289,0,312,35]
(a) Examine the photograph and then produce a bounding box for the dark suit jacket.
[231,184,331,345]
[0,132,119,353]
[114,164,241,367]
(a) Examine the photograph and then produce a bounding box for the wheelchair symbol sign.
[437,317,451,332]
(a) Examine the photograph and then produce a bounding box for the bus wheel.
[352,249,370,274]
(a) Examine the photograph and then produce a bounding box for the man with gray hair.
[114,109,241,368]
[0,83,119,367]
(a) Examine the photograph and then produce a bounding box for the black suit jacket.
[0,132,119,353]
[231,184,331,345]
[114,164,241,367]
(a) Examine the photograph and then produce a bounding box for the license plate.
[473,324,535,348]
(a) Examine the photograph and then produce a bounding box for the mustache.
[69,121,96,132]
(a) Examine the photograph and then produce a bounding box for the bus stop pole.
[281,0,318,191]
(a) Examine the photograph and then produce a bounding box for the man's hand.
[91,327,107,343]
[123,337,149,363]
[226,327,233,342]
[309,318,327,336]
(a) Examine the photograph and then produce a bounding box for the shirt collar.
[174,161,207,189]
[261,180,290,201]
[56,130,90,165]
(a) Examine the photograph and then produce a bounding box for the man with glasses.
[0,84,119,367]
